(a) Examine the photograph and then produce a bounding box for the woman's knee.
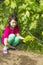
[15,36,20,43]
[8,34,15,39]
[8,34,15,43]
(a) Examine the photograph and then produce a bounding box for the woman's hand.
[16,34,24,40]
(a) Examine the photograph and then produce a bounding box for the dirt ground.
[0,44,43,65]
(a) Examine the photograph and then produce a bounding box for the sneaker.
[3,49,8,54]
[10,47,16,50]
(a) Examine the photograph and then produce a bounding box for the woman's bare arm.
[16,34,24,40]
[4,38,15,48]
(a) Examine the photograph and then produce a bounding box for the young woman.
[2,13,24,54]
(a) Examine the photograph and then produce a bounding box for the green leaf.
[41,14,43,18]
[40,0,43,11]
[26,11,30,18]
[40,4,43,11]
[11,1,17,9]
[0,24,4,30]
[29,20,37,30]
[4,0,10,6]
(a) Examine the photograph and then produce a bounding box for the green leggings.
[4,34,20,49]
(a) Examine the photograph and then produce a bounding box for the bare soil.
[0,44,43,65]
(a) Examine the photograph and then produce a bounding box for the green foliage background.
[0,0,43,53]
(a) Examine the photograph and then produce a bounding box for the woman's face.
[10,19,17,28]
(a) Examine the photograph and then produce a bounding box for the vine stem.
[25,28,43,43]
